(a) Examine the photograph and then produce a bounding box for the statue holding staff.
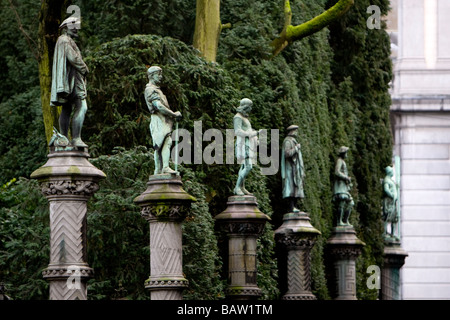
[144,66,182,175]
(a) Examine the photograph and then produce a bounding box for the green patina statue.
[382,166,400,241]
[145,66,182,175]
[50,16,88,148]
[281,125,305,213]
[333,146,354,226]
[233,98,259,196]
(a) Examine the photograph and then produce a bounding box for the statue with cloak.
[281,125,305,213]
[50,16,89,148]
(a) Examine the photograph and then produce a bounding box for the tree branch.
[7,0,40,61]
[271,0,354,57]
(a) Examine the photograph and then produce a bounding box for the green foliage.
[0,86,47,185]
[74,0,197,50]
[86,146,151,300]
[0,0,40,102]
[0,178,49,299]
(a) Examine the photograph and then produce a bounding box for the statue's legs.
[234,159,252,195]
[337,201,345,226]
[59,103,73,138]
[390,220,399,240]
[234,164,245,195]
[161,135,176,174]
[153,146,162,175]
[71,98,88,147]
[342,198,354,226]
[287,197,299,213]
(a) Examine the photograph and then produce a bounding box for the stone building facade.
[388,0,450,299]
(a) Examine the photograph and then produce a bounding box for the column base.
[215,195,269,301]
[282,292,316,300]
[134,173,196,300]
[226,286,262,300]
[327,225,365,300]
[275,211,321,300]
[31,148,105,300]
[381,241,408,300]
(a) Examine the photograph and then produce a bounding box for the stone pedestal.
[215,195,270,300]
[327,226,365,300]
[381,240,408,300]
[275,211,321,300]
[31,147,106,300]
[134,174,195,300]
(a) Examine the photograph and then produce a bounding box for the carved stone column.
[31,147,106,300]
[381,240,408,300]
[275,211,321,300]
[214,195,270,300]
[327,226,365,300]
[134,174,195,300]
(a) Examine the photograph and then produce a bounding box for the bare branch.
[271,0,354,57]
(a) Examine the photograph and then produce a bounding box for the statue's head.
[147,66,162,83]
[60,17,81,37]
[338,146,349,158]
[236,98,253,116]
[286,124,299,136]
[385,166,394,177]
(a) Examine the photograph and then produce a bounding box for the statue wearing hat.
[382,166,399,240]
[50,16,88,148]
[281,125,305,213]
[145,66,182,175]
[333,146,354,226]
[233,98,259,196]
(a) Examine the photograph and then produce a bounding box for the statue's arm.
[383,181,394,199]
[151,93,180,119]
[233,116,245,136]
[64,41,88,75]
[233,116,257,137]
[284,139,297,158]
[334,158,350,181]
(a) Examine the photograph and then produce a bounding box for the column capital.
[134,174,196,223]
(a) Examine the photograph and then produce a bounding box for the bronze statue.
[333,146,354,226]
[233,98,258,195]
[145,66,182,175]
[281,125,305,213]
[382,166,399,240]
[50,16,88,148]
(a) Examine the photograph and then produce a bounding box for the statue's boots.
[343,210,353,227]
[71,138,88,148]
[162,166,177,174]
[234,187,245,196]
